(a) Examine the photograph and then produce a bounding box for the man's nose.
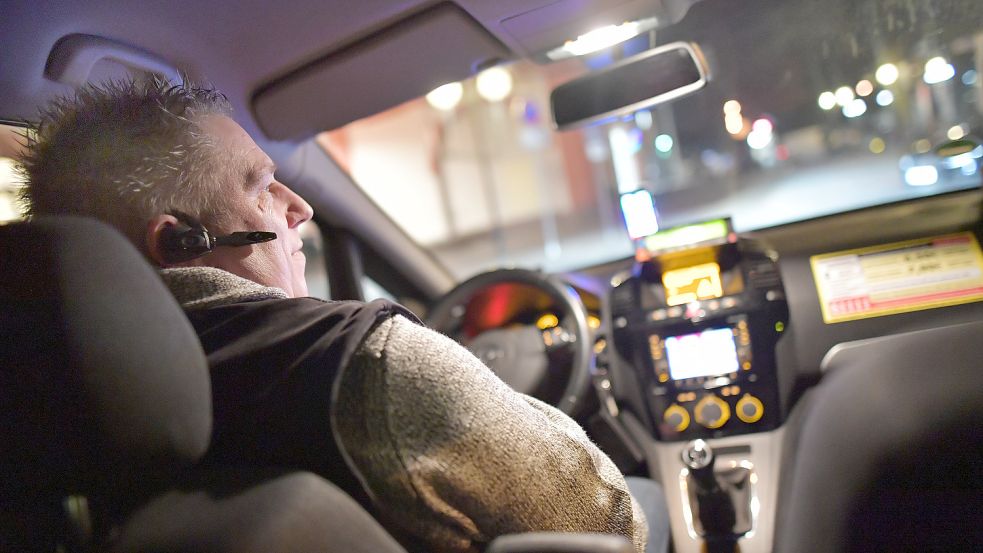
[275,182,314,228]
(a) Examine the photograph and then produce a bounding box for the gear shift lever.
[681,440,739,552]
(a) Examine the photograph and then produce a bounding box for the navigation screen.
[664,328,739,380]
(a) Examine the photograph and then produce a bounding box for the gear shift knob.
[681,439,717,491]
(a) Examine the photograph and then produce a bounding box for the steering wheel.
[427,268,594,416]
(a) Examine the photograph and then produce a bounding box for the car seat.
[0,216,409,553]
[773,320,983,552]
[0,216,635,553]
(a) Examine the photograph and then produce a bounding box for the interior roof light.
[546,17,658,60]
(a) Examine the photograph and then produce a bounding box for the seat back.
[774,321,983,552]
[0,217,213,550]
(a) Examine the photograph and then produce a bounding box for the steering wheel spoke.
[427,269,593,416]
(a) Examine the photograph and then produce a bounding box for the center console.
[605,220,792,553]
[609,236,789,441]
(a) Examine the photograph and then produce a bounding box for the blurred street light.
[842,98,867,118]
[723,100,742,115]
[425,82,463,110]
[476,67,513,102]
[654,134,674,153]
[875,90,894,107]
[818,91,836,110]
[725,113,745,135]
[923,57,955,85]
[855,80,874,97]
[835,86,855,106]
[875,63,899,86]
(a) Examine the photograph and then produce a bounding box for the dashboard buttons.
[735,394,764,423]
[694,395,731,429]
[663,404,691,432]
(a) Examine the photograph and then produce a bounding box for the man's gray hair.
[18,77,233,254]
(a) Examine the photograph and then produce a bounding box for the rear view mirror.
[550,42,709,130]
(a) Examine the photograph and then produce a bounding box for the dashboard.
[433,194,983,553]
[585,200,983,553]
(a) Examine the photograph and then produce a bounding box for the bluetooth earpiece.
[159,212,277,264]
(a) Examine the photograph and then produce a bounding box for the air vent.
[609,283,636,314]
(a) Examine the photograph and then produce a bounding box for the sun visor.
[252,3,510,141]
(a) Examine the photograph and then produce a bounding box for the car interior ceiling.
[2,0,983,552]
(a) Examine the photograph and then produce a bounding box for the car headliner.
[0,0,664,156]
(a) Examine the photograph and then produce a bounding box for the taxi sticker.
[810,232,983,324]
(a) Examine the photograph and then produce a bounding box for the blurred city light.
[476,67,513,102]
[609,126,641,193]
[869,137,886,154]
[654,134,674,153]
[425,82,463,111]
[818,91,837,110]
[746,128,773,150]
[835,86,855,106]
[627,127,645,154]
[752,118,773,134]
[620,189,660,239]
[875,89,894,107]
[963,69,979,86]
[634,110,653,130]
[561,21,641,57]
[947,125,965,141]
[942,146,983,177]
[923,57,955,84]
[903,165,939,186]
[855,79,874,97]
[875,63,899,86]
[914,139,932,153]
[725,113,745,135]
[723,100,742,115]
[942,145,982,174]
[842,98,867,118]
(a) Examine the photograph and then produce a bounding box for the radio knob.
[695,395,730,429]
[663,404,691,432]
[736,394,765,423]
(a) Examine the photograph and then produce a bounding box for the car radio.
[609,220,789,441]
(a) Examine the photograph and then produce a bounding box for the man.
[19,78,667,553]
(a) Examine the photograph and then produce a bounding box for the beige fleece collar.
[159,267,288,310]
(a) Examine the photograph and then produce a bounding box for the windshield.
[319,0,983,280]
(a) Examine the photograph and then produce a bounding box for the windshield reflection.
[321,0,982,280]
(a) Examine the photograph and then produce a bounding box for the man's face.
[192,115,314,297]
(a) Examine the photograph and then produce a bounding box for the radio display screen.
[664,327,739,380]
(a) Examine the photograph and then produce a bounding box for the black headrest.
[0,217,212,497]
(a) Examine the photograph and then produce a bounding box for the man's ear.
[145,214,182,267]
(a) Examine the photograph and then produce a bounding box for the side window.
[0,124,26,223]
[362,275,396,302]
[299,221,330,300]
